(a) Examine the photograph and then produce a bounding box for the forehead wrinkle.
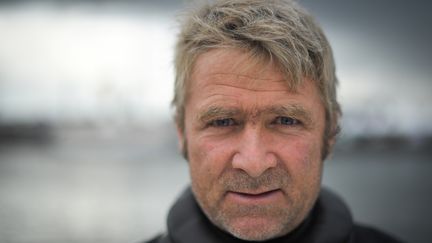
[210,83,289,93]
[209,73,281,81]
[200,73,290,92]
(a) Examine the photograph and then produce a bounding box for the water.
[0,128,430,243]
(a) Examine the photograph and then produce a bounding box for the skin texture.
[177,48,326,241]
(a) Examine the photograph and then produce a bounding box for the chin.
[228,228,285,242]
[221,217,289,242]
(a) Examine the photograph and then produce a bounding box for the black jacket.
[145,187,403,243]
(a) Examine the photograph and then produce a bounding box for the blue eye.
[274,116,299,126]
[211,118,236,127]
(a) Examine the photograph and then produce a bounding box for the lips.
[234,189,279,196]
[226,189,283,204]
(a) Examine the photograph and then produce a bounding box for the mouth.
[226,189,283,204]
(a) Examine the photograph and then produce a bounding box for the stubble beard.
[212,202,297,241]
[192,168,314,241]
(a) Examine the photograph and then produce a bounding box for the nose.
[231,126,277,178]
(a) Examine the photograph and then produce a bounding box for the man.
[147,0,403,242]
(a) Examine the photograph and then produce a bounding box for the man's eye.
[210,118,236,127]
[274,116,300,126]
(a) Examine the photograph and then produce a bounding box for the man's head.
[172,0,341,241]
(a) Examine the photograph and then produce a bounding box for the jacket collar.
[167,187,353,243]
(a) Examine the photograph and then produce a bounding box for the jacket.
[145,187,403,243]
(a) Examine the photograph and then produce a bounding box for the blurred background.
[0,0,431,242]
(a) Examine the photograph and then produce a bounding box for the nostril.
[232,152,277,178]
[265,153,278,168]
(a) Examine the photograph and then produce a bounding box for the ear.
[176,123,185,153]
[324,121,340,160]
[327,136,337,154]
[328,129,337,149]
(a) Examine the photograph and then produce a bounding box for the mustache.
[221,168,290,192]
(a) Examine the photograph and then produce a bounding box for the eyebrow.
[267,104,313,126]
[198,106,241,124]
[197,104,313,126]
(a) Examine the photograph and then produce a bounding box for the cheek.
[188,136,237,209]
[277,138,323,176]
[188,136,234,185]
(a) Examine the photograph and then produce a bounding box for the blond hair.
[173,0,341,159]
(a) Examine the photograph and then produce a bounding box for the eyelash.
[272,116,301,126]
[208,116,301,128]
[209,118,237,127]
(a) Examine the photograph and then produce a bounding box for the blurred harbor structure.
[0,124,431,243]
[0,0,431,242]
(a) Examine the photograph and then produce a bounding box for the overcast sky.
[0,0,431,136]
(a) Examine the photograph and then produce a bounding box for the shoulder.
[351,224,405,243]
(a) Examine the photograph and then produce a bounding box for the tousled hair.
[173,0,341,159]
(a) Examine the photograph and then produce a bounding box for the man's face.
[178,48,326,241]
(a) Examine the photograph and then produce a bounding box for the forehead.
[186,48,323,115]
[190,48,290,91]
